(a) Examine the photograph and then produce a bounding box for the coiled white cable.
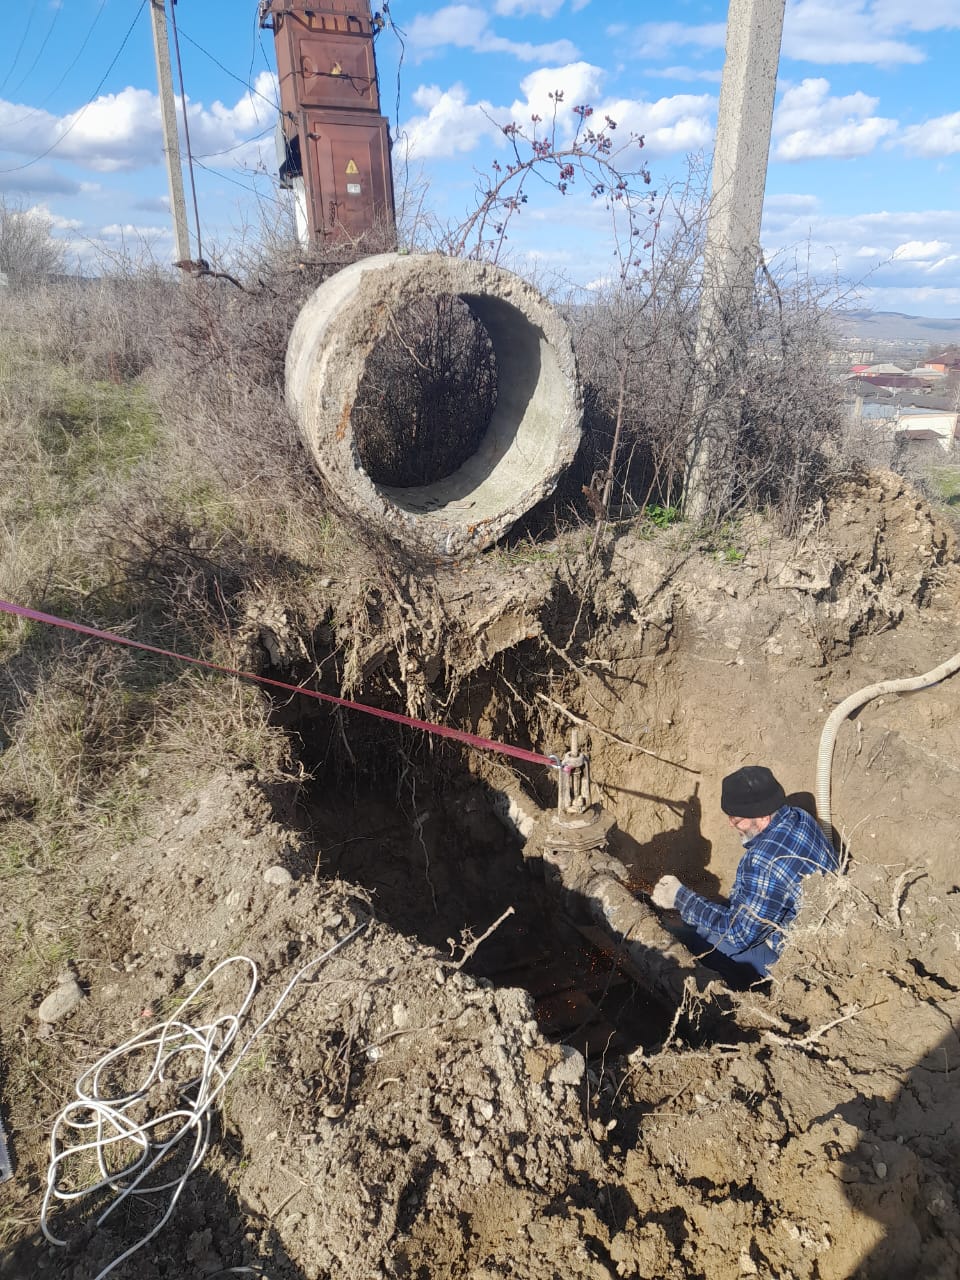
[40,923,368,1280]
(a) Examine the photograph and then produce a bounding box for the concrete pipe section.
[286,253,583,558]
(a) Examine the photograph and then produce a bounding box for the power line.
[175,26,282,116]
[195,125,274,160]
[193,157,289,210]
[247,2,266,124]
[8,0,63,101]
[379,1,407,139]
[258,23,280,107]
[5,0,108,128]
[0,0,38,97]
[0,0,148,176]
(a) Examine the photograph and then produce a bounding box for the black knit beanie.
[720,765,786,818]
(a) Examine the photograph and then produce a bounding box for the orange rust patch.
[336,402,353,442]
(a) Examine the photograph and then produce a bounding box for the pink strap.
[0,599,557,769]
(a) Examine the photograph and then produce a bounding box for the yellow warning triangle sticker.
[345,159,359,175]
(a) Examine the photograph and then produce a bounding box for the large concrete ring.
[286,253,582,558]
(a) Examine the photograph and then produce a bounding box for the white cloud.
[508,62,606,123]
[783,1,924,65]
[0,76,279,176]
[765,192,821,215]
[406,5,578,63]
[900,112,960,157]
[403,84,504,159]
[133,194,171,213]
[0,164,82,195]
[871,0,960,33]
[892,239,950,261]
[100,222,173,240]
[863,285,960,313]
[629,21,726,58]
[40,206,83,232]
[3,201,82,232]
[626,2,960,71]
[403,63,715,163]
[761,207,960,303]
[494,0,565,14]
[601,94,715,156]
[773,78,897,159]
[644,65,723,84]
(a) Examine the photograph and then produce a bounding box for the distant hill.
[833,310,960,348]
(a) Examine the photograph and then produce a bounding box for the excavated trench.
[263,677,677,1058]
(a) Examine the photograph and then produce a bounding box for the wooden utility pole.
[683,0,786,524]
[149,0,191,265]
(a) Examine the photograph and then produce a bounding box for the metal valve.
[556,729,592,822]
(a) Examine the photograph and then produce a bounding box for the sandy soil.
[2,472,959,1279]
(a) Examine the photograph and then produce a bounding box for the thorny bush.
[561,163,845,534]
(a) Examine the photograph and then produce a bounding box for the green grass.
[702,518,748,565]
[926,466,960,507]
[36,378,160,501]
[0,349,162,526]
[5,914,80,1001]
[495,536,561,567]
[166,477,247,538]
[643,503,681,529]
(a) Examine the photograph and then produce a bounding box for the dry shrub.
[1,269,176,382]
[352,293,497,487]
[146,672,294,782]
[0,232,333,861]
[0,197,65,289]
[536,164,844,534]
[700,261,845,530]
[0,646,158,835]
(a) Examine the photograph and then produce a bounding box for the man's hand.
[651,874,681,910]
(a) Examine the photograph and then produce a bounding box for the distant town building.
[896,410,958,452]
[925,349,960,373]
[846,402,957,452]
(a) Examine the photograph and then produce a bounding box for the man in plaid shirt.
[650,765,839,980]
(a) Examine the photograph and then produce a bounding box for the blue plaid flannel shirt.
[674,805,839,957]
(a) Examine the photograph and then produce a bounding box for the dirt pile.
[613,867,960,1279]
[2,472,959,1279]
[1,770,619,1280]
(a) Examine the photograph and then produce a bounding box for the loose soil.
[2,472,959,1279]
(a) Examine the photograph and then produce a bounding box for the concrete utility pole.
[683,0,786,524]
[149,0,191,265]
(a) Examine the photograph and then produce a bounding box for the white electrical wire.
[41,923,368,1280]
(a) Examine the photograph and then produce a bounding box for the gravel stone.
[38,979,85,1024]
[263,865,294,887]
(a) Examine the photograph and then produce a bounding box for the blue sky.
[2,1,960,315]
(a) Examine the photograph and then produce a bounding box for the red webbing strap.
[0,600,558,770]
